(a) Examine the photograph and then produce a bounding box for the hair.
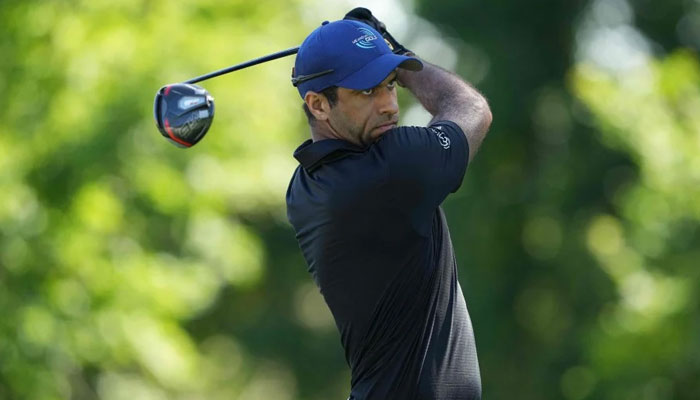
[303,86,339,123]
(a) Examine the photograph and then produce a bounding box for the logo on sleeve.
[430,126,451,149]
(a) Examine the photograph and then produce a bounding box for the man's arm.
[397,61,492,162]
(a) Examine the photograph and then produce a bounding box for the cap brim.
[336,53,423,90]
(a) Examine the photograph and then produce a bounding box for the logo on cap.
[352,27,378,49]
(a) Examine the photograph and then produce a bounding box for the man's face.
[327,72,399,147]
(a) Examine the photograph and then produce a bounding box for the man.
[286,8,492,400]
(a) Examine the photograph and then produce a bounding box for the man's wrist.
[396,58,421,87]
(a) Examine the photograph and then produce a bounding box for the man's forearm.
[398,59,492,160]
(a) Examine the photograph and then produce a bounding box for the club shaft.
[185,47,300,84]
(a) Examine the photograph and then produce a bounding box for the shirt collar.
[293,139,366,172]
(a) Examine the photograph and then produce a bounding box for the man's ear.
[304,91,331,121]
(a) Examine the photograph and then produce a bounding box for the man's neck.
[310,121,338,142]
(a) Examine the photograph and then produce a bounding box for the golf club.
[154,46,299,148]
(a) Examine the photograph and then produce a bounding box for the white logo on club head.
[178,96,205,110]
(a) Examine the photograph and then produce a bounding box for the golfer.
[286,9,492,400]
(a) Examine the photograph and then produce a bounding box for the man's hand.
[343,7,413,55]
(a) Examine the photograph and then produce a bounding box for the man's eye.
[362,88,374,95]
[387,80,396,89]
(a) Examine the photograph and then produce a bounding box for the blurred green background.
[1,0,699,399]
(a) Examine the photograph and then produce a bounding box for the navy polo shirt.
[286,121,481,400]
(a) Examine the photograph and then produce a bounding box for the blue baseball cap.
[292,20,423,98]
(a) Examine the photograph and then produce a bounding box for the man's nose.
[377,87,399,116]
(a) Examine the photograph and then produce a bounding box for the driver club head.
[154,83,215,148]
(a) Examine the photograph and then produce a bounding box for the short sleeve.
[374,120,469,217]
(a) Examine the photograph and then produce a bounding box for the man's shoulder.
[287,151,388,207]
[376,121,466,152]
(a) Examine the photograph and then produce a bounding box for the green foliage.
[0,0,342,398]
[1,0,699,399]
[571,50,700,398]
[415,0,699,399]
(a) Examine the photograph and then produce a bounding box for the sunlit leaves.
[0,0,325,397]
[573,49,700,396]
